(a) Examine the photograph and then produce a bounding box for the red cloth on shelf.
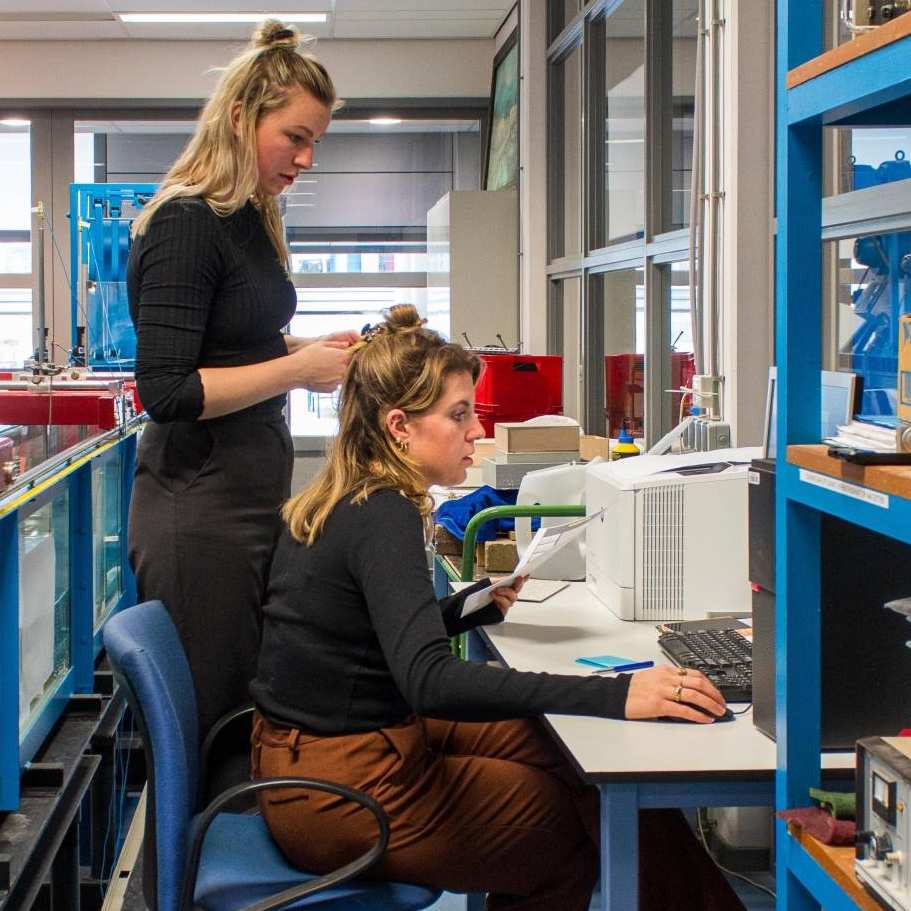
[776,807,856,846]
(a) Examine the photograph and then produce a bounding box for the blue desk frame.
[460,627,778,910]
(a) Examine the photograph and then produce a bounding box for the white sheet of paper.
[459,509,603,618]
[517,579,570,602]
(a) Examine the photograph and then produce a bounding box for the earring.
[395,438,408,453]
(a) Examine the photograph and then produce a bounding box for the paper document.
[460,510,603,618]
[517,579,569,602]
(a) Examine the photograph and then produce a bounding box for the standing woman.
[128,19,353,744]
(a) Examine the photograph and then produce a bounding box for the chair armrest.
[459,504,586,581]
[198,702,255,801]
[180,776,390,911]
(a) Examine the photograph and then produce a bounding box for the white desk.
[472,582,853,910]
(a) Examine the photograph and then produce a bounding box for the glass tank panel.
[92,450,123,629]
[18,491,71,733]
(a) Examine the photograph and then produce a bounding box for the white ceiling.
[0,0,514,40]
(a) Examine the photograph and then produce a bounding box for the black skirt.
[128,411,293,740]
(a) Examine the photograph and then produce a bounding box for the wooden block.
[484,539,518,573]
[580,434,612,461]
[494,422,580,453]
[432,524,463,557]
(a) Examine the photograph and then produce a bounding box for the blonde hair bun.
[253,18,299,50]
[384,304,426,333]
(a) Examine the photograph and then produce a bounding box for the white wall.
[720,0,774,446]
[0,39,493,101]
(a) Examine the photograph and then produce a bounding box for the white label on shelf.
[798,468,890,509]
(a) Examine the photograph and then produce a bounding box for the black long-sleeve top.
[251,488,632,733]
[127,197,296,423]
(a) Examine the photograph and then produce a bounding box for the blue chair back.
[103,600,200,911]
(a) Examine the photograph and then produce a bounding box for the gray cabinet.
[426,190,518,349]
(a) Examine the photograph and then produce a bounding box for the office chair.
[103,600,442,911]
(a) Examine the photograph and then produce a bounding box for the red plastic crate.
[0,390,125,428]
[604,352,695,438]
[474,354,562,435]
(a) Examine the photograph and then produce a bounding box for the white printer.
[585,447,761,621]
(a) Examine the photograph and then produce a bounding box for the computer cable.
[696,809,776,900]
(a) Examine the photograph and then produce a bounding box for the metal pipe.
[705,0,723,382]
[688,0,706,376]
[33,201,46,364]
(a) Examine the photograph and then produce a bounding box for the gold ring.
[672,684,684,703]
[677,667,688,677]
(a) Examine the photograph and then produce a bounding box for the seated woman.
[250,305,743,911]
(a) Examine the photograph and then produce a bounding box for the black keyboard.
[656,626,752,702]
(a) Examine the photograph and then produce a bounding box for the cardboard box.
[433,524,463,557]
[471,438,497,466]
[900,314,911,424]
[494,449,579,464]
[580,434,612,461]
[484,539,518,573]
[494,422,580,453]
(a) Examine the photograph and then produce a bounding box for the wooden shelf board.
[787,444,911,501]
[788,824,880,911]
[787,14,911,89]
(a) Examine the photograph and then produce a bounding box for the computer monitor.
[762,366,858,459]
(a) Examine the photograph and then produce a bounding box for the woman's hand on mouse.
[623,665,727,723]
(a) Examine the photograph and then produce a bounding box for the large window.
[0,119,32,364]
[287,115,481,439]
[287,286,429,436]
[547,0,698,441]
[0,121,31,272]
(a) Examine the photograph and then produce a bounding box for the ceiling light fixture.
[0,119,30,127]
[370,118,402,126]
[118,12,328,24]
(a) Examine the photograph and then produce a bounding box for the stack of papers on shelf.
[826,419,899,453]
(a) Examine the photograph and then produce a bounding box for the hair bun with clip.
[253,19,299,50]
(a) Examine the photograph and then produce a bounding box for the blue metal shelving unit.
[776,6,911,909]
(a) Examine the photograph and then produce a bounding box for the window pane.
[287,286,429,437]
[0,123,31,273]
[605,1,646,244]
[549,0,583,43]
[666,261,696,433]
[602,268,646,438]
[670,0,697,230]
[290,242,427,274]
[554,44,583,258]
[0,288,32,367]
[833,128,911,194]
[550,277,582,419]
[74,120,195,182]
[825,231,909,418]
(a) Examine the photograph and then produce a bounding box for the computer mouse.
[660,704,735,724]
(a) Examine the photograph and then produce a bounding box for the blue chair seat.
[103,601,443,911]
[194,812,440,910]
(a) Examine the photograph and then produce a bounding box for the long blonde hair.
[285,305,481,545]
[131,19,339,263]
